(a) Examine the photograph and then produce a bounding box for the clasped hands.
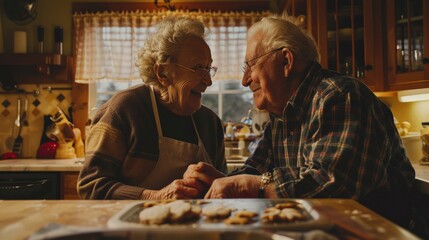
[181,162,261,199]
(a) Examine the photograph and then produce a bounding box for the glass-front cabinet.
[314,0,381,91]
[386,0,429,90]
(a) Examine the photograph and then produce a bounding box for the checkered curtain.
[73,10,270,83]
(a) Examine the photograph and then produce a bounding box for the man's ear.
[153,64,170,87]
[281,48,293,77]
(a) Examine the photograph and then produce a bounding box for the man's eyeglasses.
[241,47,284,73]
[175,63,218,79]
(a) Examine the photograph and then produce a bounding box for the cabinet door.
[386,0,429,90]
[316,0,380,91]
[61,172,80,199]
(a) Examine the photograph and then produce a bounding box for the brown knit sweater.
[78,84,226,199]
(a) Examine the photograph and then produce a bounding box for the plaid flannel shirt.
[232,62,415,200]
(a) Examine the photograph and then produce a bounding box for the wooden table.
[0,199,418,240]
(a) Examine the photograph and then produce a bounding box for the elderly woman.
[77,17,227,200]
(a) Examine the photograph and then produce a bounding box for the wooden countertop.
[413,163,429,195]
[0,199,419,240]
[0,158,84,172]
[0,159,428,195]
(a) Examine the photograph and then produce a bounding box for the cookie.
[224,216,250,225]
[139,204,170,224]
[235,210,258,219]
[202,205,231,219]
[264,207,280,213]
[167,201,192,222]
[261,208,281,223]
[187,205,202,219]
[274,202,298,209]
[279,208,304,222]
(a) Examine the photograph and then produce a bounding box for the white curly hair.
[135,17,207,89]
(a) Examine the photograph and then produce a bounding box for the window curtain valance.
[73,10,270,83]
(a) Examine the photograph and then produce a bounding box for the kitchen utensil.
[14,97,21,127]
[21,97,28,126]
[5,122,15,151]
[12,121,23,156]
[39,115,55,145]
[12,97,23,157]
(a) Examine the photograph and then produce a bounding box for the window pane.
[222,92,253,123]
[90,24,252,122]
[202,94,219,116]
[96,80,142,107]
[205,81,220,93]
[221,80,247,91]
[97,93,114,108]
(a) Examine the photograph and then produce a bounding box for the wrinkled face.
[167,37,213,115]
[241,33,290,115]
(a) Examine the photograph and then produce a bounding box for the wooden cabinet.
[308,0,384,91]
[0,53,74,84]
[60,172,80,199]
[386,0,429,90]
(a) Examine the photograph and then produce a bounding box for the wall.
[0,84,72,157]
[0,0,277,55]
[383,97,429,133]
[0,0,75,157]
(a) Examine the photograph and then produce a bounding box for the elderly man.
[184,13,424,235]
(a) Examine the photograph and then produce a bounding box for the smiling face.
[242,33,292,115]
[163,36,213,116]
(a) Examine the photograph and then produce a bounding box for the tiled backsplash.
[0,84,72,158]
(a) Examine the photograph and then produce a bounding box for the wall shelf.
[0,54,74,84]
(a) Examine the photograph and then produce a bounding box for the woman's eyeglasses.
[175,63,218,78]
[241,47,284,73]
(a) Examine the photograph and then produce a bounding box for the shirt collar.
[283,62,323,121]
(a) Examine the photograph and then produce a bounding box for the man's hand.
[204,174,261,199]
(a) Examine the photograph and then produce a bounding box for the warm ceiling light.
[398,88,429,102]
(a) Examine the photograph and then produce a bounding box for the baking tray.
[107,199,333,231]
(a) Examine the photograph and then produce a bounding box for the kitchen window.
[86,25,253,122]
[89,80,253,123]
[75,12,268,122]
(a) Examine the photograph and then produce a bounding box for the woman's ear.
[153,64,170,87]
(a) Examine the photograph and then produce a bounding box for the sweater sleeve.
[78,87,228,199]
[77,103,144,200]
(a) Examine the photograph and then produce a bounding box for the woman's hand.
[204,174,261,199]
[141,178,205,200]
[182,162,226,197]
[183,162,226,186]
